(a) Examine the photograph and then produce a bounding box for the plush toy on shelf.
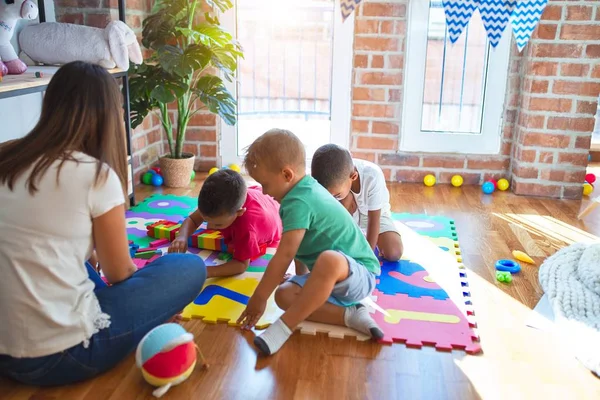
[0,0,38,76]
[18,20,142,71]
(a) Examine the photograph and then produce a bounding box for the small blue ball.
[151,174,164,187]
[482,181,495,194]
[148,169,157,175]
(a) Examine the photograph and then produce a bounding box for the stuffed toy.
[19,20,142,71]
[0,0,38,76]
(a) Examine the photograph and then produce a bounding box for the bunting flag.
[478,0,516,47]
[443,0,480,44]
[511,0,548,51]
[340,0,363,21]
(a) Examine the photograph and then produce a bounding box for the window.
[402,0,511,154]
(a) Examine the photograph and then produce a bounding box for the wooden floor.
[2,176,600,400]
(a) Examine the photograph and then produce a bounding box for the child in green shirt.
[237,129,383,355]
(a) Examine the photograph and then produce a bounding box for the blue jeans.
[0,253,206,386]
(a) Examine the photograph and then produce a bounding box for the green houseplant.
[129,0,241,187]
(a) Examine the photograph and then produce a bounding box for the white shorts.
[357,212,399,235]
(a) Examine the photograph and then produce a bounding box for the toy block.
[150,238,170,248]
[188,228,227,252]
[137,247,153,253]
[147,220,181,240]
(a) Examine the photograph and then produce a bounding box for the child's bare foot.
[280,273,292,284]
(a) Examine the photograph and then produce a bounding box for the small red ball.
[151,167,161,175]
[489,179,498,189]
[585,173,596,184]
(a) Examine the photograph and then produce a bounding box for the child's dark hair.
[311,144,354,188]
[198,169,247,217]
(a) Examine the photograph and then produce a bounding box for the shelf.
[0,66,126,100]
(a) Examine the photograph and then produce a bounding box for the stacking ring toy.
[495,259,521,273]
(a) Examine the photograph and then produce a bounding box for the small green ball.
[505,274,513,283]
[190,170,196,181]
[142,172,153,185]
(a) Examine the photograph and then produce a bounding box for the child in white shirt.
[311,144,403,261]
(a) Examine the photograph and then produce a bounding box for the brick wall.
[510,1,600,199]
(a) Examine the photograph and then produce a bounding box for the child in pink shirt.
[169,169,281,277]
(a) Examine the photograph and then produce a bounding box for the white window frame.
[219,1,355,167]
[401,0,511,155]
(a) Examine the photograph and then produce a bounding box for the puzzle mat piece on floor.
[392,213,458,240]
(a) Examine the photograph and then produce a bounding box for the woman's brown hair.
[0,61,127,196]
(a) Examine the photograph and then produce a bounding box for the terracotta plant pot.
[159,153,195,188]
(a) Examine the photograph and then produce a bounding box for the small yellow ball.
[208,167,219,175]
[423,174,436,187]
[451,175,463,187]
[497,178,510,191]
[583,183,594,196]
[229,164,241,173]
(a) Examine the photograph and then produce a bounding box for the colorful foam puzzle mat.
[127,196,480,354]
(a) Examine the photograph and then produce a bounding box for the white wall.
[0,0,55,143]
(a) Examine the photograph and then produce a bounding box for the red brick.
[566,6,593,20]
[549,117,596,132]
[126,14,142,30]
[356,136,397,150]
[560,24,600,40]
[505,109,517,124]
[593,65,600,79]
[372,121,399,135]
[388,55,404,69]
[86,13,112,29]
[516,147,537,163]
[575,135,592,150]
[501,141,512,156]
[356,20,378,34]
[200,145,217,158]
[371,55,385,68]
[540,169,586,183]
[467,158,510,170]
[536,24,557,40]
[56,0,100,7]
[353,104,395,118]
[539,151,555,164]
[378,153,420,167]
[513,181,561,198]
[57,13,84,24]
[182,143,199,156]
[553,81,600,97]
[379,21,394,34]
[362,3,406,18]
[186,129,216,142]
[560,63,590,77]
[107,0,144,9]
[563,185,583,200]
[133,135,147,152]
[519,114,546,129]
[530,62,558,77]
[513,163,539,179]
[542,5,563,21]
[147,128,162,144]
[396,170,435,183]
[350,151,377,163]
[353,87,386,101]
[439,172,481,185]
[530,80,549,94]
[528,97,572,113]
[577,100,598,115]
[354,55,368,68]
[522,132,571,148]
[422,156,464,169]
[351,119,369,133]
[195,159,216,172]
[381,168,393,181]
[558,152,588,166]
[532,44,583,58]
[360,72,402,85]
[188,113,216,126]
[389,89,402,102]
[355,37,399,52]
[586,45,600,58]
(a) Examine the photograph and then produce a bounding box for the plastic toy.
[190,170,196,181]
[151,174,164,187]
[495,259,521,273]
[147,220,181,241]
[512,250,535,265]
[482,181,495,194]
[496,271,512,283]
[451,175,463,187]
[34,71,43,78]
[229,164,241,173]
[583,183,594,196]
[585,173,596,184]
[497,178,510,191]
[142,172,153,185]
[151,167,161,174]
[136,323,207,398]
[423,174,436,187]
[209,167,219,175]
[188,228,228,252]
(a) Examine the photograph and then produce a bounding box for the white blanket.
[539,243,600,376]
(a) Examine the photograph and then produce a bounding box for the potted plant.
[129,0,241,187]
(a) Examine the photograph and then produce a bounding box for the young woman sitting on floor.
[0,61,207,386]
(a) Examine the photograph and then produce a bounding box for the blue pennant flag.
[443,0,480,44]
[478,0,516,47]
[511,0,548,51]
[340,0,363,21]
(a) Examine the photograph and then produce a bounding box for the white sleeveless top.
[0,152,124,357]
